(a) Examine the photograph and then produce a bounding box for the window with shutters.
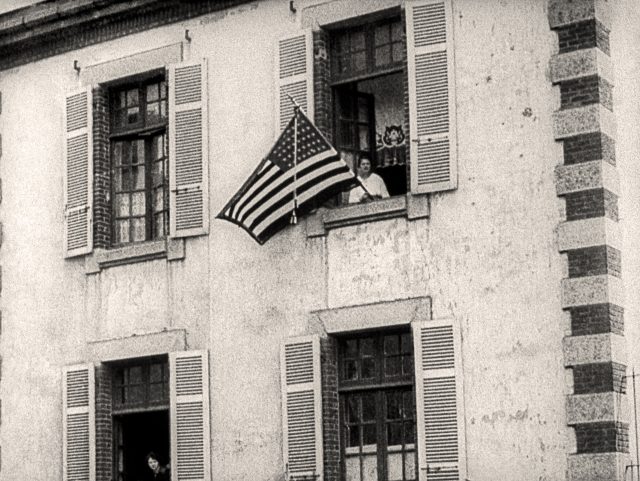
[338,331,417,481]
[329,16,409,203]
[111,357,171,481]
[109,75,169,245]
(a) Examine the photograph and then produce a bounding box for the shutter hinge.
[171,185,201,193]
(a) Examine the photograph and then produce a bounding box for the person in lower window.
[145,452,170,481]
[348,155,390,204]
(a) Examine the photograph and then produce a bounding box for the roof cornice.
[0,0,253,72]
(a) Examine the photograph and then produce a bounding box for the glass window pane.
[152,136,165,160]
[375,24,390,46]
[362,394,376,421]
[392,43,405,62]
[347,396,359,422]
[345,457,360,481]
[150,364,163,382]
[404,422,415,444]
[361,357,375,379]
[131,192,145,216]
[358,98,370,122]
[386,392,401,419]
[362,424,376,445]
[348,425,360,447]
[147,83,159,102]
[131,164,145,190]
[153,213,166,239]
[128,366,143,383]
[360,338,374,356]
[113,168,123,192]
[127,107,139,125]
[131,141,144,165]
[352,30,365,50]
[392,22,403,41]
[402,355,413,376]
[132,218,146,242]
[152,160,164,186]
[388,452,403,481]
[358,126,370,150]
[149,384,163,401]
[112,142,123,164]
[126,89,139,106]
[405,453,416,480]
[125,385,144,404]
[384,335,400,354]
[116,220,130,244]
[153,189,164,213]
[388,423,402,446]
[160,81,167,99]
[401,334,412,353]
[375,45,391,67]
[116,194,130,217]
[354,51,366,72]
[362,455,377,481]
[147,102,161,123]
[160,100,168,120]
[385,357,400,377]
[345,360,358,380]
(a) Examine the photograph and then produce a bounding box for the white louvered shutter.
[63,88,93,257]
[63,364,96,481]
[406,0,457,194]
[275,32,314,134]
[168,60,209,238]
[412,319,466,481]
[170,350,211,481]
[280,336,323,481]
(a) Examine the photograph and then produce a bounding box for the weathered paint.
[2,0,638,480]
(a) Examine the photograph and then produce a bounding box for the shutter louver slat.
[169,60,209,238]
[413,319,465,481]
[170,351,210,481]
[275,32,313,135]
[281,336,323,481]
[407,0,457,194]
[63,364,95,481]
[63,89,93,257]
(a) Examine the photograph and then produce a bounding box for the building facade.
[0,1,638,480]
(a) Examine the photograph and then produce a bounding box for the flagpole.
[291,106,299,225]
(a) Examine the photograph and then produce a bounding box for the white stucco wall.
[0,1,579,481]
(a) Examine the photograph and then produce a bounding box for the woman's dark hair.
[357,154,372,168]
[145,452,159,463]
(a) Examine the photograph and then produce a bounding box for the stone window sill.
[306,193,429,237]
[85,238,185,274]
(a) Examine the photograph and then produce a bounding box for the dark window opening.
[330,17,407,204]
[109,77,169,245]
[338,331,416,481]
[114,410,170,481]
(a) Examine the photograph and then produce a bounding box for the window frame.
[108,74,169,246]
[111,355,170,415]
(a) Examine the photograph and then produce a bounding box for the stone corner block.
[550,48,613,84]
[563,332,626,366]
[553,104,615,140]
[407,193,430,220]
[561,274,624,308]
[305,209,327,238]
[557,217,620,251]
[549,0,611,29]
[566,392,624,424]
[567,452,628,481]
[555,160,619,196]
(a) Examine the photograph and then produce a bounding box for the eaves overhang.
[0,0,254,72]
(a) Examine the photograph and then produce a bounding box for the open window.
[331,17,408,203]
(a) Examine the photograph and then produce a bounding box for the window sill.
[306,193,429,238]
[85,238,185,274]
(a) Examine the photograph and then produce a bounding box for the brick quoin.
[93,86,111,248]
[569,303,624,336]
[95,364,113,481]
[320,337,340,481]
[565,188,618,221]
[566,245,621,278]
[313,30,332,143]
[573,362,626,395]
[556,19,610,55]
[558,75,613,111]
[562,132,615,166]
[575,422,629,454]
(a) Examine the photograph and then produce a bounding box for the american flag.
[217,110,358,244]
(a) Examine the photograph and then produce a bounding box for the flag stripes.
[217,110,357,244]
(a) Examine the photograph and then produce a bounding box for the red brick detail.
[556,19,610,55]
[565,188,618,221]
[313,30,332,142]
[566,245,621,278]
[95,364,113,481]
[562,133,615,166]
[559,75,613,111]
[575,422,629,453]
[93,86,111,248]
[573,362,626,395]
[320,337,340,481]
[569,303,624,336]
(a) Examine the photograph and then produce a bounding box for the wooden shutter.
[275,32,314,134]
[63,88,93,257]
[412,319,466,481]
[168,60,209,238]
[406,0,457,194]
[280,336,323,481]
[63,364,96,481]
[170,350,211,481]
